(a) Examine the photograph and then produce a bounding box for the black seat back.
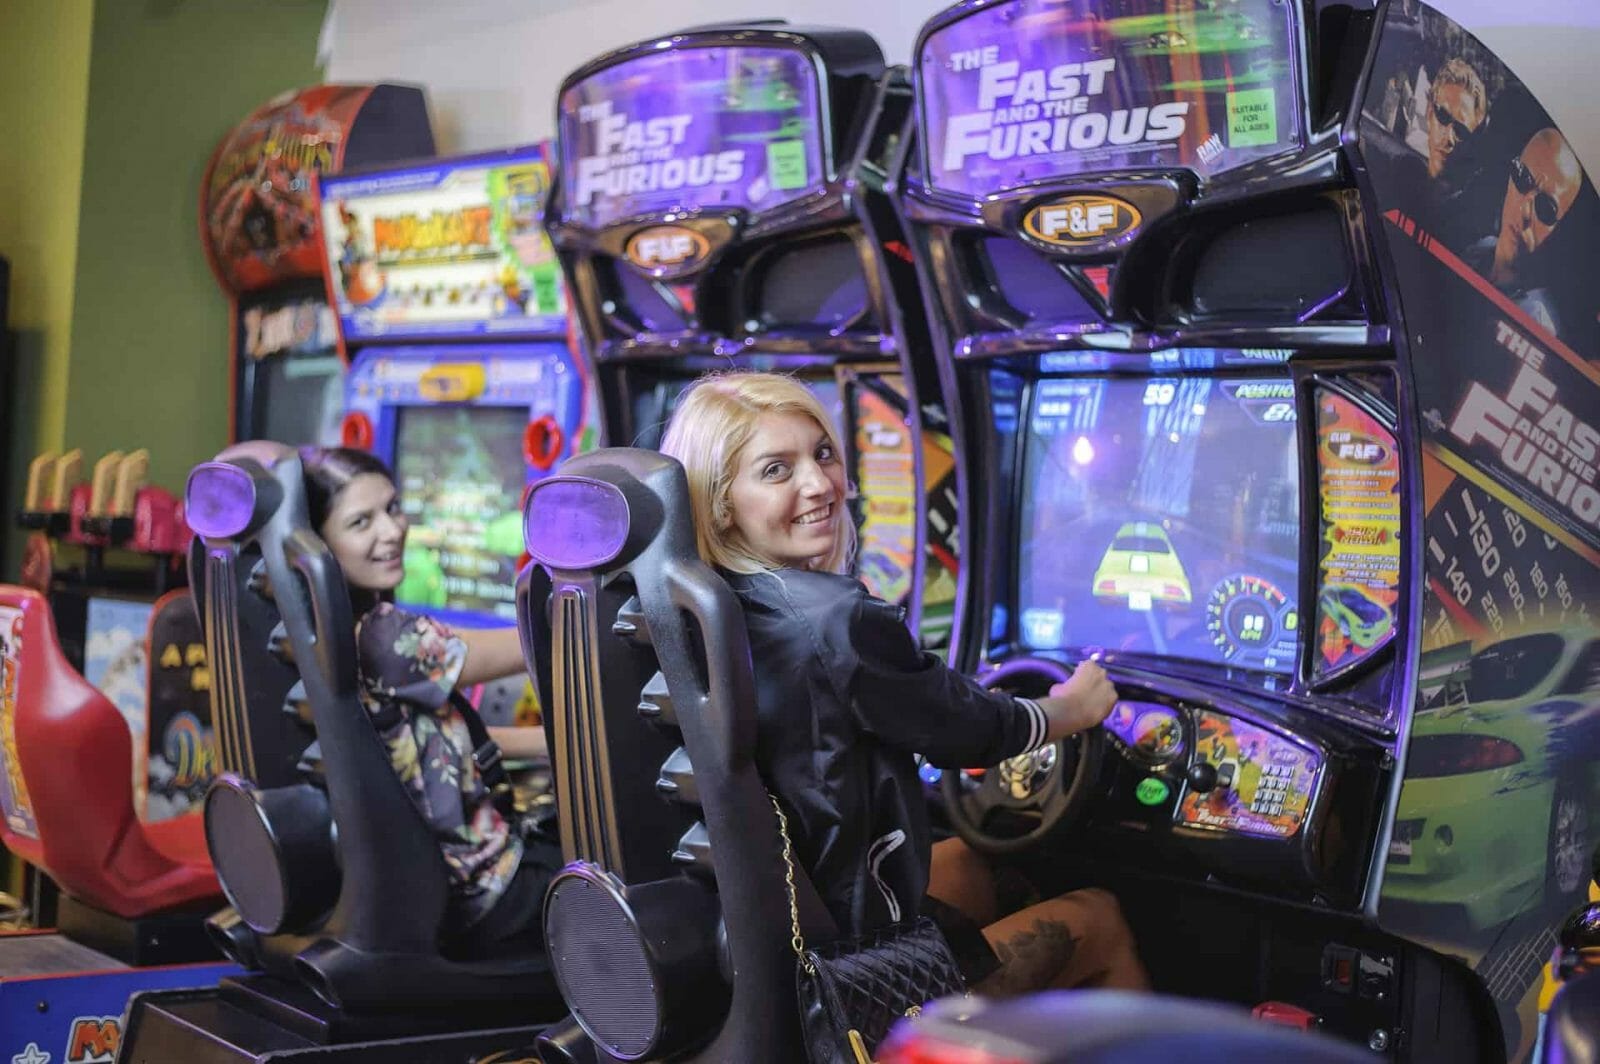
[522,448,829,1062]
[189,526,313,789]
[190,454,450,940]
[187,453,566,1012]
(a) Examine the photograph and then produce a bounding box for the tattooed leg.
[974,917,1078,997]
[975,888,1150,996]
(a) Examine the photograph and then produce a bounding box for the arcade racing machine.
[888,0,1600,1060]
[546,21,961,647]
[202,84,435,448]
[320,143,591,730]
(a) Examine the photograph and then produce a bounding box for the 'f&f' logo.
[624,225,710,273]
[1022,194,1142,249]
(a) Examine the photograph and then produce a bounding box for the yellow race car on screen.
[1092,521,1192,610]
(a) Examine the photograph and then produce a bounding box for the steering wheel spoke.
[940,659,1104,856]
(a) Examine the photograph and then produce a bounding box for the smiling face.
[319,472,408,591]
[725,411,848,570]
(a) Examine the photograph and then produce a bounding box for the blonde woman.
[659,372,1147,995]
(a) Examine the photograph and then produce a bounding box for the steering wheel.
[942,657,1104,856]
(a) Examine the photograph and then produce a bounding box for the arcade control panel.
[1081,670,1388,910]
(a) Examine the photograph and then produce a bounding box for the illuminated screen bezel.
[557,42,834,231]
[1011,371,1305,679]
[914,0,1306,201]
[391,402,529,622]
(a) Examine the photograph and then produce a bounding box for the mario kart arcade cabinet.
[547,21,961,647]
[320,144,591,725]
[890,0,1600,1060]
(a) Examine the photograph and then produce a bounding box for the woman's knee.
[927,837,999,925]
[1065,887,1134,944]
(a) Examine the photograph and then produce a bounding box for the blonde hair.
[1432,57,1487,124]
[660,371,855,575]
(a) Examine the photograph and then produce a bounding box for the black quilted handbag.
[771,797,968,1064]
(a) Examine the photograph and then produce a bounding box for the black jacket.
[726,568,1046,936]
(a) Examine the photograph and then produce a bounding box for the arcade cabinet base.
[121,974,547,1063]
[55,892,221,966]
[0,930,239,1064]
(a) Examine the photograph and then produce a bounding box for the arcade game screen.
[1017,376,1302,673]
[251,356,343,447]
[392,405,527,621]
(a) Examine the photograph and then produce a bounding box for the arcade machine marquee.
[202,84,434,448]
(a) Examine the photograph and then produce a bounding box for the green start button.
[1135,777,1171,806]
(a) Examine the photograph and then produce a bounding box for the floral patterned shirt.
[355,603,523,928]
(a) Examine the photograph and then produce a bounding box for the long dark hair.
[299,446,398,616]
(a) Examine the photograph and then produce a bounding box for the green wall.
[60,0,328,526]
[0,1,94,576]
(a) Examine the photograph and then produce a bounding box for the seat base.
[119,976,546,1063]
[56,892,222,967]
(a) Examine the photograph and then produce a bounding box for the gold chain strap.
[771,794,879,1064]
[769,793,816,975]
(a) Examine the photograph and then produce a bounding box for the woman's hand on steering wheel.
[941,658,1107,856]
[1039,661,1119,742]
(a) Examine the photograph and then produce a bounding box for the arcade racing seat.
[0,586,221,958]
[118,450,563,1061]
[518,448,841,1063]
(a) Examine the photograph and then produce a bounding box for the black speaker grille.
[755,235,870,328]
[204,781,287,933]
[547,874,661,1059]
[1189,208,1349,319]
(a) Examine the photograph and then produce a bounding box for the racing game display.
[1017,373,1301,673]
[392,404,529,621]
[919,0,1301,198]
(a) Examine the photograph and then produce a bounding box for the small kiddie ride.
[12,447,211,832]
[116,450,565,1062]
[0,581,236,1064]
[1528,843,1600,1059]
[201,83,434,448]
[886,0,1600,1059]
[546,20,961,647]
[321,143,592,729]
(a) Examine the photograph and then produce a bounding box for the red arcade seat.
[0,587,219,918]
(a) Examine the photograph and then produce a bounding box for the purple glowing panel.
[185,463,257,539]
[560,46,827,230]
[919,0,1302,198]
[525,478,630,571]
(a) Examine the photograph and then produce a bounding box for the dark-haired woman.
[300,445,557,957]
